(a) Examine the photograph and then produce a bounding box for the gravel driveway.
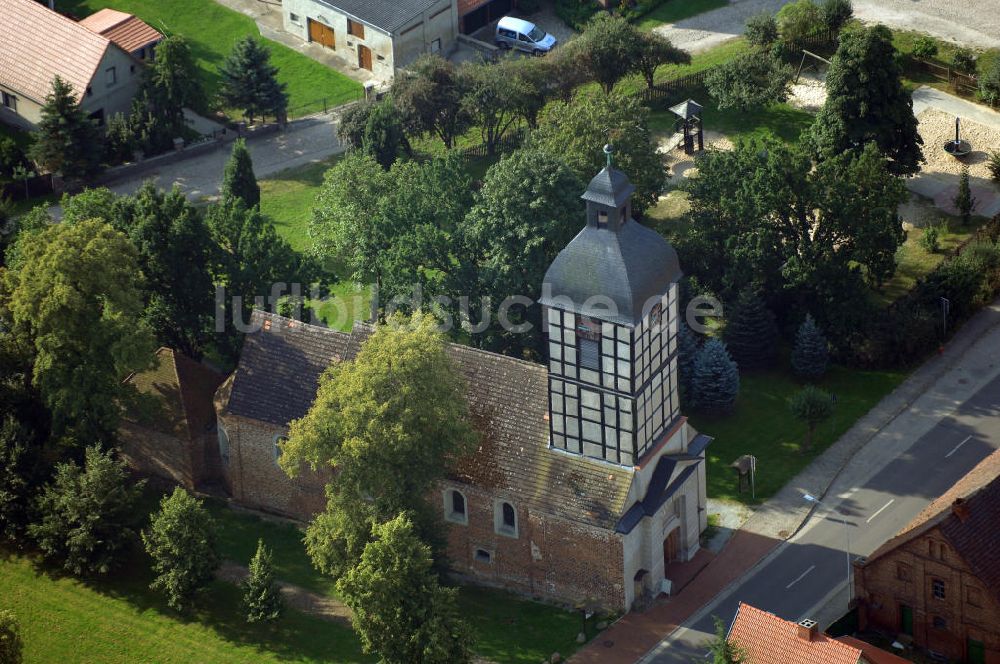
[653,0,1000,55]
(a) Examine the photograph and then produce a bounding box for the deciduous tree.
[461,59,527,155]
[807,25,923,176]
[635,32,690,91]
[705,50,793,112]
[744,12,779,47]
[392,55,469,149]
[29,446,145,575]
[28,77,102,176]
[531,92,664,212]
[777,0,823,47]
[571,14,643,94]
[788,385,834,451]
[143,487,220,611]
[1,220,155,440]
[281,313,476,575]
[821,0,853,37]
[219,37,288,124]
[337,514,473,664]
[706,616,745,663]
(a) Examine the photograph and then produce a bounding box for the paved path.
[50,113,346,218]
[572,295,1000,663]
[652,0,1000,55]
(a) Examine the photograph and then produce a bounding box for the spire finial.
[604,143,614,168]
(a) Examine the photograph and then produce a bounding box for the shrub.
[28,446,145,576]
[788,385,834,451]
[0,609,23,664]
[988,150,1000,182]
[554,0,600,31]
[954,166,977,224]
[979,58,1000,106]
[705,50,794,112]
[745,12,779,47]
[777,0,823,46]
[143,487,220,611]
[921,224,941,253]
[518,0,541,13]
[820,0,853,36]
[911,36,938,60]
[952,48,977,75]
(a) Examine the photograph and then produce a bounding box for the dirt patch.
[217,561,353,625]
[659,130,734,182]
[917,109,1000,180]
[788,71,828,113]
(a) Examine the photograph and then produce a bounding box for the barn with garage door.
[458,0,514,33]
[280,0,459,82]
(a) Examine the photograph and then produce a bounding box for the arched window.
[495,500,517,537]
[444,489,467,525]
[218,425,230,466]
[273,435,287,463]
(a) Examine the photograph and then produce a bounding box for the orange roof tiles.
[727,603,861,664]
[0,0,113,103]
[79,8,163,54]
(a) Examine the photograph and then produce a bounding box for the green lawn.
[635,0,729,31]
[58,0,362,117]
[649,94,815,145]
[692,364,906,503]
[0,551,371,664]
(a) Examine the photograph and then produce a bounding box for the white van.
[495,16,557,55]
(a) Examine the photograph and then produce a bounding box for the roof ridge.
[19,0,114,45]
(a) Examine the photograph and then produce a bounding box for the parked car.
[495,16,557,55]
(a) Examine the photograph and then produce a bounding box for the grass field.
[58,0,362,117]
[635,0,729,31]
[0,551,371,664]
[692,363,906,502]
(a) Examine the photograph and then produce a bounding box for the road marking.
[785,565,815,590]
[945,435,973,458]
[866,499,895,524]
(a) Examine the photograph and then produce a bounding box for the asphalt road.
[642,371,1000,663]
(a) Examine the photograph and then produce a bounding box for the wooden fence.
[912,58,988,105]
[460,127,527,159]
[1,173,53,202]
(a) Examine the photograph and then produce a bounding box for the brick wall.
[856,526,1000,663]
[218,413,330,520]
[441,481,626,610]
[119,422,196,489]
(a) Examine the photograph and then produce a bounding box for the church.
[121,157,713,612]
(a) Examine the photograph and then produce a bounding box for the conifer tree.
[218,37,288,124]
[221,139,260,208]
[29,76,102,176]
[143,487,220,611]
[954,165,977,224]
[791,314,829,379]
[677,321,701,407]
[723,289,779,370]
[692,339,740,413]
[243,539,283,623]
[706,616,745,663]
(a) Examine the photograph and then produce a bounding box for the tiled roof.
[865,448,1000,603]
[727,603,861,664]
[125,348,226,440]
[226,311,351,427]
[221,311,634,529]
[836,637,912,664]
[79,9,163,54]
[316,0,441,33]
[0,0,113,103]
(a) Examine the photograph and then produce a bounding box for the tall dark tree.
[807,25,923,176]
[692,339,740,413]
[791,314,829,379]
[242,539,283,623]
[219,37,289,124]
[392,55,469,149]
[29,446,145,575]
[28,76,102,176]
[460,147,585,356]
[221,139,260,208]
[143,35,203,135]
[723,289,779,370]
[677,321,701,407]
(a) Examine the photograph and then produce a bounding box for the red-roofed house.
[79,9,164,62]
[0,0,143,130]
[726,603,910,664]
[853,449,1000,664]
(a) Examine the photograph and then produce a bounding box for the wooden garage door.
[308,18,335,49]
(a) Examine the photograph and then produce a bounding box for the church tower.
[541,147,682,467]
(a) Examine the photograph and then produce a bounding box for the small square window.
[348,18,365,39]
[289,12,300,22]
[474,548,492,563]
[106,67,117,86]
[597,210,608,228]
[932,579,945,600]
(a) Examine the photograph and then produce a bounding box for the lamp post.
[803,493,852,605]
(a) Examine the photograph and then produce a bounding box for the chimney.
[796,619,818,642]
[952,497,970,522]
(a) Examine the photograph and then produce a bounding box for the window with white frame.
[444,489,467,525]
[495,500,517,538]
